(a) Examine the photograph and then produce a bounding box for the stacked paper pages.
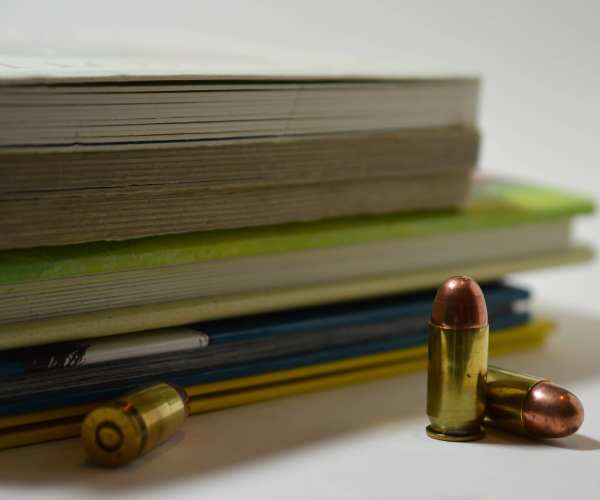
[0,50,479,248]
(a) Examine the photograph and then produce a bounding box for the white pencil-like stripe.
[76,327,209,366]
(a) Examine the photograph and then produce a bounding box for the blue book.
[0,283,529,417]
[0,283,527,378]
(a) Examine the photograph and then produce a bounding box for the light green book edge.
[0,246,591,349]
[0,179,594,284]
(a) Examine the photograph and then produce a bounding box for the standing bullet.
[426,276,489,441]
[486,366,584,438]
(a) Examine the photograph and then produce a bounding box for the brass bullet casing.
[81,382,189,467]
[486,366,584,438]
[426,276,489,442]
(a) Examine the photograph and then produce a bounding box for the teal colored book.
[0,285,528,417]
[0,179,593,348]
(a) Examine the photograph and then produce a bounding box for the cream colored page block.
[0,246,590,349]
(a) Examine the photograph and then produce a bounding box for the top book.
[0,47,478,150]
[0,46,479,248]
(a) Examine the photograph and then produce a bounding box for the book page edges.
[0,246,590,350]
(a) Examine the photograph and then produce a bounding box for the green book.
[0,179,593,349]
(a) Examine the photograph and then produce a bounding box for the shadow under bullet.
[482,426,600,450]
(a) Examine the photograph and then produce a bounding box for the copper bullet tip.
[431,276,488,329]
[523,382,584,438]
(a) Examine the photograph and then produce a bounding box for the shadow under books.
[0,306,598,490]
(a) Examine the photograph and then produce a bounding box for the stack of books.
[0,48,593,449]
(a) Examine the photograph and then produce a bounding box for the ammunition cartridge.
[81,382,189,467]
[426,276,489,442]
[486,366,584,438]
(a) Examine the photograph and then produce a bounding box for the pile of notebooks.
[0,48,594,449]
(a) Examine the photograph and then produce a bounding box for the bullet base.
[425,425,486,442]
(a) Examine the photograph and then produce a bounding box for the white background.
[0,1,599,499]
[2,0,598,311]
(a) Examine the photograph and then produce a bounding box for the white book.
[0,45,478,150]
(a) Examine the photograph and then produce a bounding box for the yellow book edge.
[0,246,588,349]
[0,320,553,450]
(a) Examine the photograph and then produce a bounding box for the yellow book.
[0,320,552,450]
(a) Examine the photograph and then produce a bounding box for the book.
[0,163,475,250]
[0,48,480,249]
[0,83,477,149]
[0,320,552,450]
[0,179,592,349]
[0,308,532,417]
[0,53,478,149]
[2,128,477,191]
[0,246,588,351]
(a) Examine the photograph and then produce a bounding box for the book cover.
[0,44,478,84]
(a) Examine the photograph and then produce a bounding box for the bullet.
[81,382,189,467]
[486,366,584,438]
[426,276,489,441]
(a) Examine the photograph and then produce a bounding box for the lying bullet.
[426,276,489,441]
[486,366,584,438]
[81,382,189,467]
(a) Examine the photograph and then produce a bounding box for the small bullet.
[426,276,489,441]
[486,366,584,438]
[81,382,189,467]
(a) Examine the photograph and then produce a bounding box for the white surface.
[0,1,599,499]
[1,0,598,305]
